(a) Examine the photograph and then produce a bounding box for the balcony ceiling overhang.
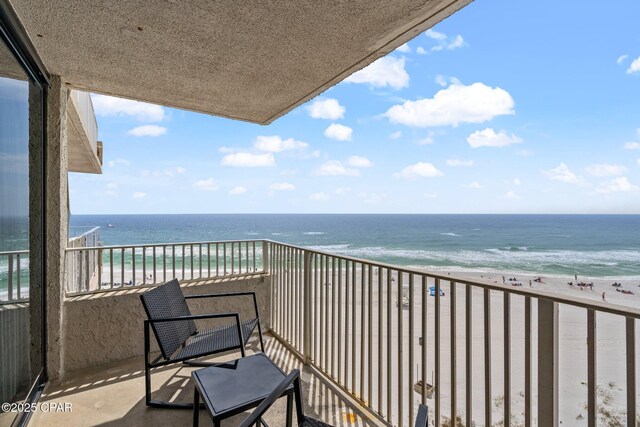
[11,0,472,125]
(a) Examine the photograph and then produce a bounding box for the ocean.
[69,214,640,280]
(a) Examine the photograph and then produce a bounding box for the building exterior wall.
[60,275,271,375]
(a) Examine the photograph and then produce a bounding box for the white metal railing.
[0,250,29,303]
[65,239,266,294]
[67,226,101,293]
[265,240,640,427]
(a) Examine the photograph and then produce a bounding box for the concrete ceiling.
[11,0,472,125]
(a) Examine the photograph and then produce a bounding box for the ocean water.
[69,214,640,279]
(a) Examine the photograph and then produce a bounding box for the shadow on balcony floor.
[30,333,382,426]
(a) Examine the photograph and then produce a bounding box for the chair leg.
[193,388,200,426]
[286,393,293,427]
[257,320,265,353]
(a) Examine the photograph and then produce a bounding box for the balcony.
[67,90,102,174]
[10,239,639,426]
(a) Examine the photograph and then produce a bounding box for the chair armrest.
[185,292,260,320]
[146,312,240,323]
[239,369,299,427]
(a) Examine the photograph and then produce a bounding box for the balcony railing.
[0,249,29,303]
[65,239,266,294]
[64,239,640,426]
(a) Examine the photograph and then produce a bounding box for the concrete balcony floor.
[30,333,381,427]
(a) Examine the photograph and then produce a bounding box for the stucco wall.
[60,275,271,375]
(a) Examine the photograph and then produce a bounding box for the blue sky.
[70,0,640,214]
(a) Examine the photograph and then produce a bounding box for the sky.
[69,0,640,215]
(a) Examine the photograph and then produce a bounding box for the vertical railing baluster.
[121,248,125,287]
[216,243,219,276]
[314,253,319,363]
[171,245,175,280]
[303,250,312,364]
[587,309,597,427]
[504,291,511,426]
[378,266,384,415]
[435,277,441,426]
[238,241,242,275]
[207,243,211,278]
[451,281,457,425]
[190,243,194,279]
[8,254,13,300]
[422,275,428,406]
[352,261,357,396]
[538,299,559,426]
[466,283,472,427]
[142,246,146,285]
[182,245,186,279]
[332,257,337,377]
[230,243,234,276]
[163,246,166,282]
[398,271,403,426]
[98,248,103,289]
[361,263,366,399]
[325,255,330,371]
[627,317,636,427]
[131,247,135,286]
[409,273,415,424]
[245,241,249,274]
[344,259,350,385]
[338,258,343,382]
[16,254,21,299]
[368,264,373,406]
[386,268,392,423]
[152,246,156,283]
[199,243,203,279]
[252,241,256,272]
[484,289,491,427]
[525,296,532,427]
[110,248,114,289]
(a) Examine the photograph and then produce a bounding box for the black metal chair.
[239,368,429,427]
[140,278,265,408]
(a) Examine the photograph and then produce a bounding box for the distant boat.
[107,224,114,228]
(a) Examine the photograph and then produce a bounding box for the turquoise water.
[69,214,640,279]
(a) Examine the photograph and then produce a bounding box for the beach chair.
[239,369,429,427]
[140,278,265,408]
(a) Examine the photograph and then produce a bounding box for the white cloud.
[624,142,640,150]
[617,54,629,65]
[176,167,187,174]
[424,192,438,198]
[394,162,443,180]
[385,82,515,128]
[127,125,167,137]
[390,131,402,140]
[396,43,411,53]
[221,152,275,167]
[324,124,353,141]
[91,94,165,122]
[357,192,387,204]
[503,190,519,199]
[105,190,117,197]
[335,187,351,195]
[425,29,447,41]
[597,177,639,193]
[309,192,330,202]
[627,56,640,74]
[254,135,308,152]
[467,128,522,148]
[446,159,474,167]
[417,135,435,145]
[425,29,466,51]
[465,181,482,189]
[228,186,247,195]
[344,56,409,90]
[270,182,295,191]
[585,164,627,177]
[315,160,359,176]
[637,158,640,166]
[513,178,521,185]
[193,178,220,191]
[435,75,447,87]
[416,47,427,55]
[107,158,130,167]
[132,192,147,199]
[347,155,373,168]
[310,150,321,158]
[543,163,582,184]
[306,98,345,120]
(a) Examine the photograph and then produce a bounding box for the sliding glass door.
[0,6,46,426]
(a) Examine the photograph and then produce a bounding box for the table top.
[192,353,291,417]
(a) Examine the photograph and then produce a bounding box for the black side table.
[192,353,293,426]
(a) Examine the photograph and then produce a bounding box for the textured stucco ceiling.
[11,0,472,124]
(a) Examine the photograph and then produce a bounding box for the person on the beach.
[602,292,606,302]
[529,280,532,287]
[575,274,578,281]
[502,276,505,284]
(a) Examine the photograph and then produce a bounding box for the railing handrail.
[64,238,264,252]
[68,226,100,242]
[264,239,640,319]
[0,250,29,256]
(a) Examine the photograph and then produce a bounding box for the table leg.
[286,392,293,427]
[193,387,200,427]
